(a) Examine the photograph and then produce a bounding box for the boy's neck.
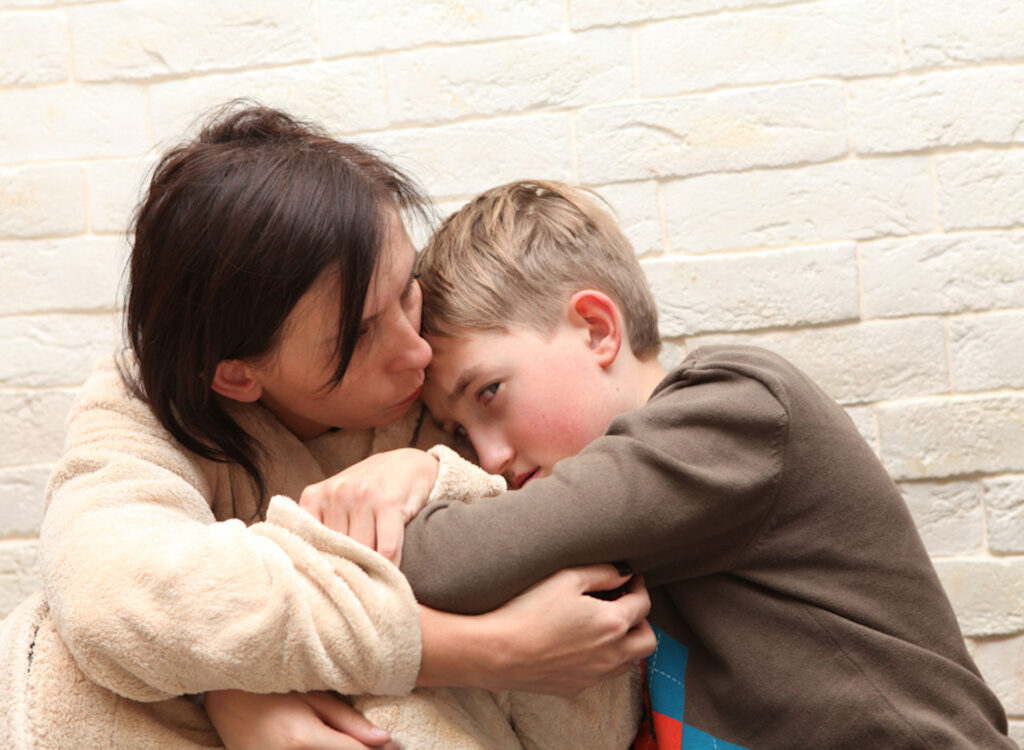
[636,357,668,406]
[609,353,668,414]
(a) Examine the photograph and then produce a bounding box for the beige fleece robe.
[0,358,640,749]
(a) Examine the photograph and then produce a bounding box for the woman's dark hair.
[120,101,428,507]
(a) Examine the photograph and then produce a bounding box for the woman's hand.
[418,564,655,697]
[299,448,439,565]
[205,690,401,750]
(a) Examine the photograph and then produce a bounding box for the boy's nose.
[476,438,513,477]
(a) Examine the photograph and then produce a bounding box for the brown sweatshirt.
[401,345,1014,749]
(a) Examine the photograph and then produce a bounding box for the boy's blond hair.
[417,180,661,359]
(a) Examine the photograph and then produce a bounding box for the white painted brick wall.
[2,0,1023,731]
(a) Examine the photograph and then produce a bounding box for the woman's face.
[251,216,432,438]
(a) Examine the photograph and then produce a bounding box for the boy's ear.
[568,290,622,368]
[210,359,264,403]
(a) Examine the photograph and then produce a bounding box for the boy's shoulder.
[654,344,813,401]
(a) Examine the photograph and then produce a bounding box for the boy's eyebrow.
[448,364,485,406]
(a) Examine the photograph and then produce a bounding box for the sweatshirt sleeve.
[39,366,421,702]
[401,362,787,614]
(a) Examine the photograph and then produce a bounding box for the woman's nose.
[388,313,432,373]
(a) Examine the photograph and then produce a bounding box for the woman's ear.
[568,290,622,368]
[211,359,264,403]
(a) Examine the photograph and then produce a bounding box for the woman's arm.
[207,564,653,748]
[41,364,422,701]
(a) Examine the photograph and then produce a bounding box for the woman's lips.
[397,385,422,408]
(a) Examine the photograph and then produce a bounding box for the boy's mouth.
[511,468,538,490]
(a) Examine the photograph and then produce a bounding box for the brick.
[662,157,934,253]
[0,540,40,619]
[637,0,898,96]
[0,236,123,315]
[0,165,87,239]
[860,231,1024,319]
[657,341,687,372]
[363,113,574,199]
[933,559,1024,637]
[686,316,949,404]
[972,634,1024,715]
[386,28,631,125]
[89,158,155,235]
[878,395,1024,480]
[149,58,387,143]
[0,314,118,388]
[69,0,315,82]
[899,0,1024,69]
[0,85,148,163]
[577,82,847,185]
[850,66,1024,154]
[899,481,984,557]
[591,182,662,257]
[0,10,67,86]
[322,0,561,56]
[950,311,1024,392]
[0,465,51,536]
[569,0,796,29]
[0,389,76,467]
[984,476,1024,555]
[645,243,858,337]
[1010,720,1024,747]
[937,149,1024,230]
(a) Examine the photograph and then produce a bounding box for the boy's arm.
[401,365,786,614]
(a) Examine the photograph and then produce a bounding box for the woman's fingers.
[206,689,398,750]
[571,561,633,595]
[374,509,405,566]
[304,692,396,748]
[346,502,377,552]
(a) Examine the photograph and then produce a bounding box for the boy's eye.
[477,382,500,405]
[452,423,467,439]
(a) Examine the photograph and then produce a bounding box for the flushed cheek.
[521,409,595,461]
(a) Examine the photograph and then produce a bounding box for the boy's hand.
[299,448,440,566]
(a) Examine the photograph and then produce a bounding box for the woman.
[0,103,652,749]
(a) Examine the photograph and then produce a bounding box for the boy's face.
[422,325,619,488]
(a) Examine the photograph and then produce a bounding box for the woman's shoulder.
[67,353,161,435]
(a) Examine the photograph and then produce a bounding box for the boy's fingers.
[305,692,394,747]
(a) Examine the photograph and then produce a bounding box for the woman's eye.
[354,320,375,347]
[401,276,421,307]
[478,382,500,405]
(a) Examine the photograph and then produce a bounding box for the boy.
[399,180,1015,749]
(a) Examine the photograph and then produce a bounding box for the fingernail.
[613,561,632,577]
